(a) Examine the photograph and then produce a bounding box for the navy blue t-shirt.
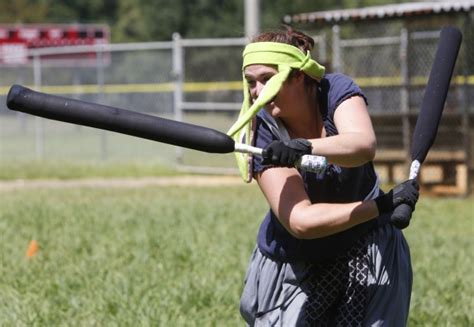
[253,73,381,263]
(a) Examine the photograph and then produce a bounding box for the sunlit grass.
[0,185,472,325]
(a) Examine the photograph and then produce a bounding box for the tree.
[0,0,418,42]
[0,0,49,23]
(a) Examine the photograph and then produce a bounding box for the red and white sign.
[0,24,110,65]
[0,43,28,64]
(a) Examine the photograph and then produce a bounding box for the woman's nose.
[253,81,265,99]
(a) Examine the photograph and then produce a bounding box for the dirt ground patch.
[0,175,245,191]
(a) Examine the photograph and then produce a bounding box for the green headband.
[243,42,326,81]
[227,42,325,182]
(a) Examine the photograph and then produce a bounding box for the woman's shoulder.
[320,72,366,111]
[321,72,358,88]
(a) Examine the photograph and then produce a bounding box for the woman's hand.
[374,179,420,214]
[262,139,312,167]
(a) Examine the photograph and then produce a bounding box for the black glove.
[374,179,420,214]
[262,139,312,167]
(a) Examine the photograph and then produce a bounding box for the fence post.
[172,32,184,163]
[319,32,327,66]
[33,54,44,160]
[96,47,108,160]
[332,25,341,73]
[400,27,411,178]
[461,15,472,195]
[245,0,260,39]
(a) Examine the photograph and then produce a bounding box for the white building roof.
[283,1,474,24]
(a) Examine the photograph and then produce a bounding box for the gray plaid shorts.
[240,223,412,326]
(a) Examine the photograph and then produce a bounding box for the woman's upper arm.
[256,167,311,238]
[333,96,377,160]
[333,96,376,145]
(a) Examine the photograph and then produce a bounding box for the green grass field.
[0,183,472,326]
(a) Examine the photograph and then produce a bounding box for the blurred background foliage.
[0,0,419,42]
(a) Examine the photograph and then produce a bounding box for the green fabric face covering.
[227,42,325,182]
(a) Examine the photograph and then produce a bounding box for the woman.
[228,27,419,326]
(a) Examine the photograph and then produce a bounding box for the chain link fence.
[300,16,473,194]
[1,42,177,164]
[0,19,472,192]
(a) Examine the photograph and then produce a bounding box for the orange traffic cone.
[26,240,39,258]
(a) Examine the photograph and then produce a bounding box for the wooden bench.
[374,149,469,195]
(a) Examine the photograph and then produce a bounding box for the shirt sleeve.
[252,114,279,175]
[326,73,368,120]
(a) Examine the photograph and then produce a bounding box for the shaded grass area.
[0,159,179,180]
[0,185,472,325]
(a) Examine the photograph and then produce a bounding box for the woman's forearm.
[257,167,380,240]
[285,200,379,239]
[309,133,376,167]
